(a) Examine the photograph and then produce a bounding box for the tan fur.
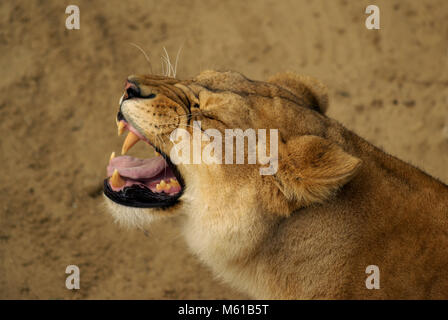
[106,70,448,299]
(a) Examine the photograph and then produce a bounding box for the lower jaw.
[103,179,182,208]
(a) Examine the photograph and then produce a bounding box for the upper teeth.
[115,119,163,157]
[121,131,140,155]
[118,121,126,136]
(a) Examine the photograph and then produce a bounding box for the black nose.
[123,80,141,101]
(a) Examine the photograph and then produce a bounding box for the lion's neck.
[181,178,281,296]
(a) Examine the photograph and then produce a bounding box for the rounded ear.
[268,72,329,114]
[275,135,361,207]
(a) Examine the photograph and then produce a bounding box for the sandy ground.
[0,0,447,299]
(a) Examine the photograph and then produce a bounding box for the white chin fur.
[104,196,160,228]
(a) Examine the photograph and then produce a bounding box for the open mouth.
[103,112,184,208]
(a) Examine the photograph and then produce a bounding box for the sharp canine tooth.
[118,121,126,136]
[110,152,116,161]
[110,169,125,188]
[121,131,140,155]
[156,183,163,191]
[159,180,166,187]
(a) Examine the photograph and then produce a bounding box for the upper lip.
[117,110,126,123]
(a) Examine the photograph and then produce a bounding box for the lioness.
[104,70,448,299]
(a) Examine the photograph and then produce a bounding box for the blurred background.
[0,0,447,299]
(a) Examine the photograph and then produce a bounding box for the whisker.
[161,57,166,77]
[173,44,183,78]
[162,47,175,77]
[155,114,203,126]
[159,124,212,139]
[157,123,204,130]
[161,56,171,77]
[154,134,165,149]
[129,42,153,74]
[154,135,168,179]
[153,113,201,124]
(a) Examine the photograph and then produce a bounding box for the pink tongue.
[107,155,167,179]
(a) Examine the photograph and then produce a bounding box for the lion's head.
[104,70,361,231]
